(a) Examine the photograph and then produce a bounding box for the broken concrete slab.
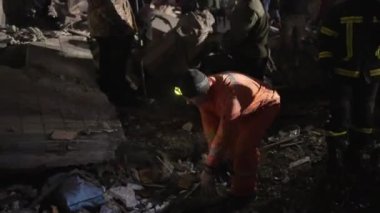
[26,36,96,86]
[50,130,78,140]
[0,65,123,169]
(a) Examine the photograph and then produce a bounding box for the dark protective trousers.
[231,56,268,81]
[96,36,134,99]
[326,77,379,155]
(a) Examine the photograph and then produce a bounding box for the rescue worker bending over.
[318,0,380,172]
[175,69,280,209]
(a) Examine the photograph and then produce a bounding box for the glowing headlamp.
[174,87,183,96]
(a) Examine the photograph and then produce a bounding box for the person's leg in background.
[348,79,379,171]
[96,37,115,94]
[96,36,137,106]
[230,55,267,81]
[279,15,296,85]
[251,57,268,81]
[293,15,307,67]
[325,78,352,173]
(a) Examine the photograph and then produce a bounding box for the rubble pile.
[0,158,201,212]
[0,91,335,213]
[0,24,92,48]
[0,25,47,46]
[258,125,326,200]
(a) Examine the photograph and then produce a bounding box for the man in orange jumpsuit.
[175,69,280,205]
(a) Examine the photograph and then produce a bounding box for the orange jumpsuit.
[198,72,280,197]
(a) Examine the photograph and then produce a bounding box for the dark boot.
[344,143,363,174]
[370,141,380,170]
[326,137,348,175]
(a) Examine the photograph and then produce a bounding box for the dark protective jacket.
[223,0,270,59]
[280,0,310,16]
[318,0,380,80]
[87,0,137,37]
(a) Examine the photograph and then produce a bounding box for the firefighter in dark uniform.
[88,0,139,106]
[319,0,380,172]
[223,0,270,80]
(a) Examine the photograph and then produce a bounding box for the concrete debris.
[289,156,311,169]
[0,185,39,213]
[0,26,90,47]
[0,122,327,213]
[47,0,88,29]
[50,130,78,140]
[138,169,155,184]
[0,92,339,212]
[100,204,121,213]
[0,25,46,45]
[156,155,174,176]
[182,122,193,132]
[264,125,302,150]
[177,174,196,189]
[109,186,139,209]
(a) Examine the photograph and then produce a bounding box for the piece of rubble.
[100,203,122,213]
[289,156,311,169]
[177,174,195,189]
[280,141,303,148]
[182,122,193,132]
[138,169,155,184]
[280,125,301,138]
[134,189,152,198]
[109,186,139,209]
[156,155,174,176]
[50,130,78,140]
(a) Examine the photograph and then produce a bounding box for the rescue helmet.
[174,68,210,98]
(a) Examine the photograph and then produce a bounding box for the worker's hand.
[200,169,217,196]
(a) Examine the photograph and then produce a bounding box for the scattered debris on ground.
[0,97,339,213]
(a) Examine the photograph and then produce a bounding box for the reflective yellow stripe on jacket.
[370,69,380,76]
[319,51,333,59]
[376,46,380,59]
[334,68,380,77]
[352,127,374,134]
[340,16,363,60]
[326,131,347,137]
[334,68,360,77]
[320,26,339,37]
